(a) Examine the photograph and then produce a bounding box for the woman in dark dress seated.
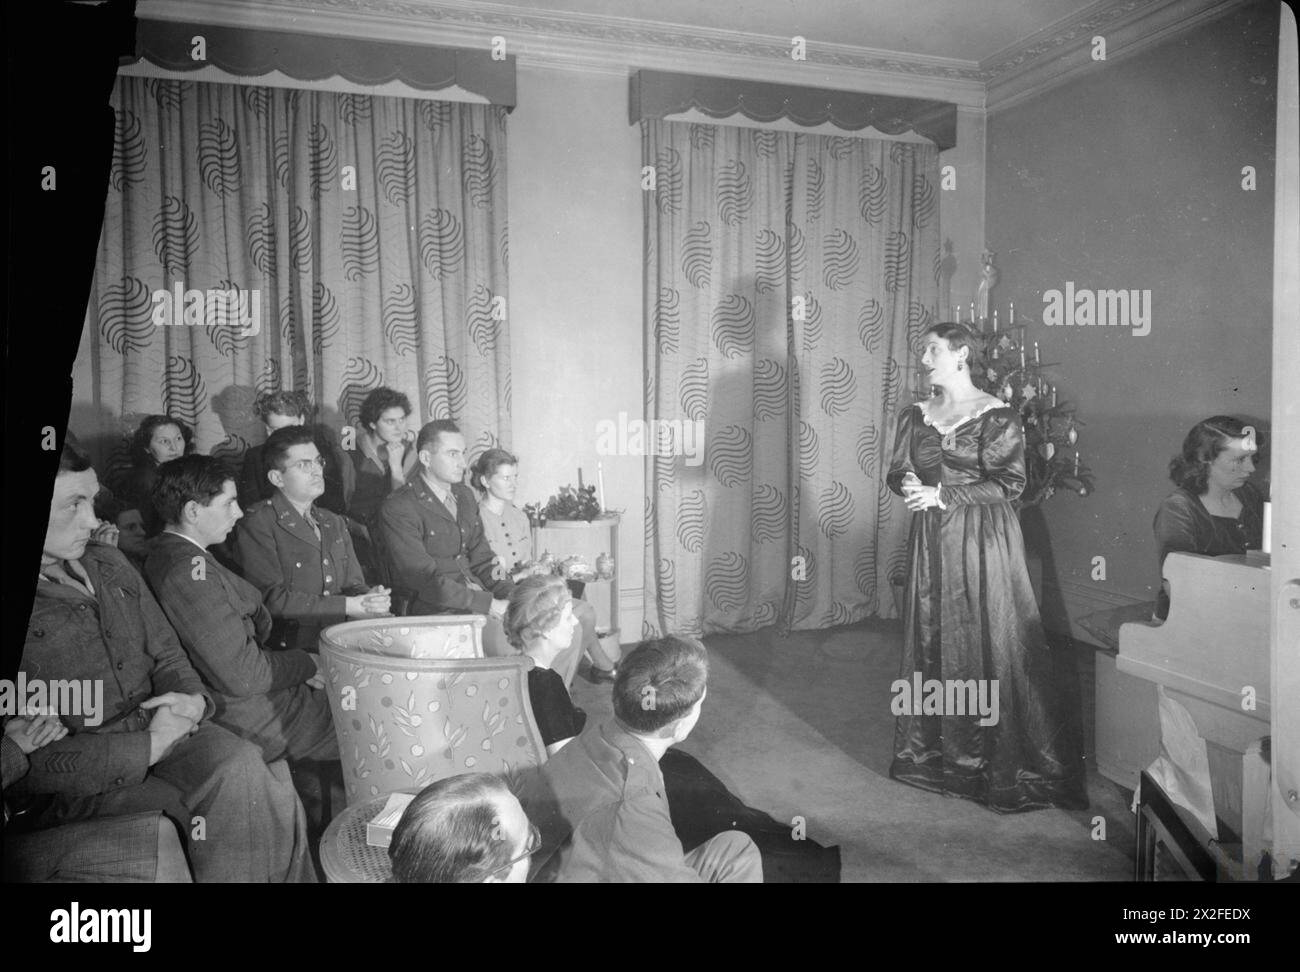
[1152,416,1266,620]
[238,389,350,516]
[115,414,195,536]
[344,387,417,586]
[505,575,841,882]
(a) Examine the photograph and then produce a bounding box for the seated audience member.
[3,713,191,882]
[13,442,314,882]
[388,773,538,884]
[520,635,762,883]
[509,581,840,882]
[115,414,195,536]
[91,493,150,571]
[378,420,514,653]
[346,387,417,583]
[1153,416,1266,620]
[233,425,391,653]
[472,448,617,684]
[239,389,351,516]
[144,455,337,765]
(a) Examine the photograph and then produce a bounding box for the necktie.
[303,507,321,540]
[443,490,458,520]
[42,560,96,598]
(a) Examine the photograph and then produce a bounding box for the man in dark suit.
[377,420,514,653]
[238,389,352,516]
[144,455,337,764]
[11,442,314,882]
[233,426,390,654]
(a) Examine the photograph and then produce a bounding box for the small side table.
[318,794,396,883]
[532,513,620,646]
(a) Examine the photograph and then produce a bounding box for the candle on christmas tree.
[1034,342,1040,365]
[1009,301,1015,325]
[1051,385,1058,407]
[993,309,999,332]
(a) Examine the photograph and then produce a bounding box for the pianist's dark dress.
[1152,482,1264,620]
[886,400,1087,813]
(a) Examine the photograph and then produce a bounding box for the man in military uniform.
[11,442,314,882]
[233,425,390,655]
[378,420,514,653]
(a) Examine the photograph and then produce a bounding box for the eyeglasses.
[285,456,327,473]
[486,822,541,876]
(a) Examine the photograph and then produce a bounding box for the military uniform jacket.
[144,532,317,739]
[232,492,368,653]
[15,543,212,801]
[377,475,514,615]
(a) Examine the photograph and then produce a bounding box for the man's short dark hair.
[254,389,311,423]
[358,386,412,432]
[613,636,709,734]
[416,419,461,454]
[388,773,516,883]
[263,425,318,473]
[152,455,234,525]
[59,439,94,475]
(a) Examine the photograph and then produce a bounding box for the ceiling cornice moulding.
[982,0,1248,113]
[137,0,988,106]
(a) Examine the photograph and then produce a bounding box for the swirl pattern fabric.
[77,77,510,474]
[643,120,940,635]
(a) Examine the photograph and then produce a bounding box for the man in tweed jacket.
[144,455,336,765]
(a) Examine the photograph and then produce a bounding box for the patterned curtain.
[642,120,940,637]
[75,76,510,481]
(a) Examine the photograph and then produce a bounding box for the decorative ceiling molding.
[137,0,1249,116]
[137,0,988,107]
[982,0,1248,113]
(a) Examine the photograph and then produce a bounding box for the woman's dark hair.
[469,447,518,493]
[358,387,412,432]
[130,414,195,466]
[613,636,709,735]
[924,321,986,372]
[504,574,570,650]
[254,389,311,423]
[151,454,234,525]
[1169,415,1265,494]
[388,774,516,883]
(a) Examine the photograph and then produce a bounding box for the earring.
[957,361,965,371]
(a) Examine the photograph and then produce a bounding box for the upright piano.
[1118,551,1272,876]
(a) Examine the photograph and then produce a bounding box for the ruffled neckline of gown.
[915,397,1006,436]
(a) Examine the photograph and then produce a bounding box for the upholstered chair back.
[319,621,545,806]
[321,615,486,660]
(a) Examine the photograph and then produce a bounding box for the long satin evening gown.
[885,400,1087,813]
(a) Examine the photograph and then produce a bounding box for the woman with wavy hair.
[116,413,196,536]
[886,322,1086,813]
[471,447,617,685]
[1152,416,1266,620]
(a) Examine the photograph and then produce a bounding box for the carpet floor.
[570,619,1136,882]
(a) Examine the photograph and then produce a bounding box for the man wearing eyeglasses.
[233,426,391,655]
[143,455,337,766]
[388,773,539,883]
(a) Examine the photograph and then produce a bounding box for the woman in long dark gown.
[505,574,841,881]
[886,322,1086,813]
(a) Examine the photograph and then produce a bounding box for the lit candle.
[1009,301,1015,325]
[1019,344,1025,369]
[1074,452,1080,476]
[1051,384,1058,407]
[1262,501,1271,554]
[992,309,998,332]
[953,305,958,321]
[1034,342,1040,365]
[597,462,607,513]
[969,301,975,323]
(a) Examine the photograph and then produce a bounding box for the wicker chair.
[319,619,546,807]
